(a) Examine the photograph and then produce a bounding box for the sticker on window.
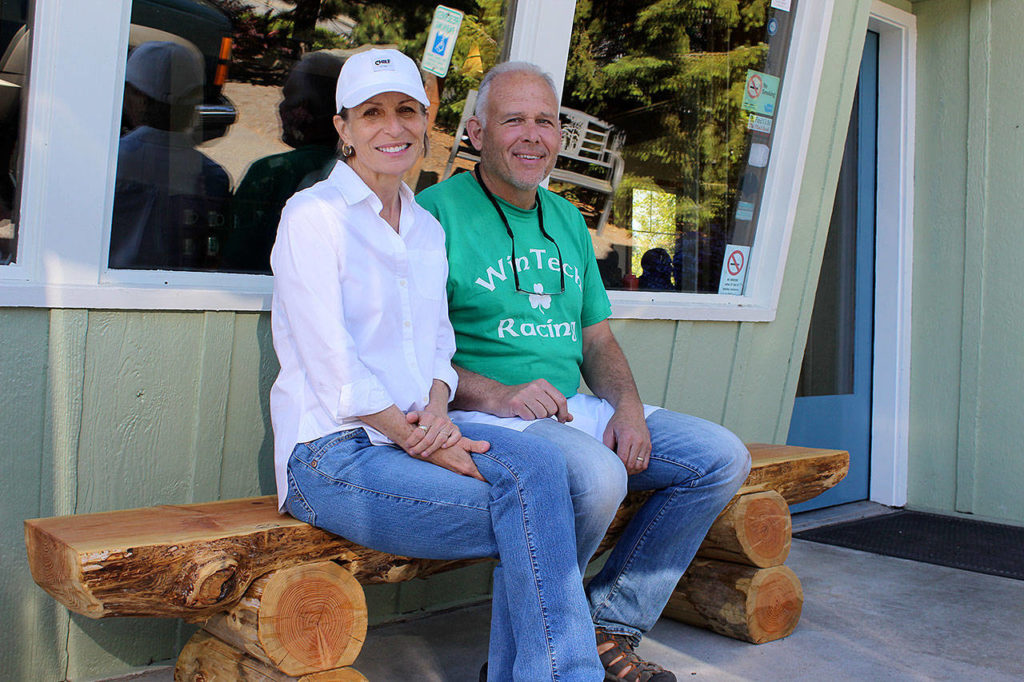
[742,70,780,117]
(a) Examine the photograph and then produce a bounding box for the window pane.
[560,0,801,294]
[109,0,506,274]
[0,1,30,266]
[796,89,859,398]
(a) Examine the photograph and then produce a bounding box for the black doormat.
[794,510,1024,580]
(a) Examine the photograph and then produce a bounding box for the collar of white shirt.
[327,159,418,235]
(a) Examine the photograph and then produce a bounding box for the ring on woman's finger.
[417,424,429,432]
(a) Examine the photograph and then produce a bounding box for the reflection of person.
[109,41,230,270]
[418,62,751,682]
[270,50,603,681]
[638,247,674,290]
[225,52,344,273]
[598,249,624,289]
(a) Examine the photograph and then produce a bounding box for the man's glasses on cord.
[474,164,565,297]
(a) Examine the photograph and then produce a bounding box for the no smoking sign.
[741,69,780,117]
[718,244,751,296]
[746,74,763,99]
[727,249,745,276]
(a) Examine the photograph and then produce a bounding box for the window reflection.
[110,0,506,274]
[0,1,30,266]
[110,41,232,270]
[224,52,342,272]
[561,0,800,294]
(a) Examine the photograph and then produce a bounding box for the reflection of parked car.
[0,0,237,141]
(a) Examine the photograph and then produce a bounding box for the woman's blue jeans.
[526,408,751,643]
[284,423,604,682]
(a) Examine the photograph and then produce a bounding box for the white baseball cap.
[125,41,204,106]
[335,48,430,112]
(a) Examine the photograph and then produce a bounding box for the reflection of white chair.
[442,89,626,232]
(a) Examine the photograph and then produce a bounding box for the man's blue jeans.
[284,423,604,682]
[526,408,751,643]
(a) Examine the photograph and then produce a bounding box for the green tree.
[564,0,773,235]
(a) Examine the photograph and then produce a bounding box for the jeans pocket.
[285,467,317,526]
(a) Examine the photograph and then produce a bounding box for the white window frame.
[1,0,833,320]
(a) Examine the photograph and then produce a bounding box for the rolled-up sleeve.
[271,197,393,419]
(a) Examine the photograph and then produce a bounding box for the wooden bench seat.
[25,443,848,679]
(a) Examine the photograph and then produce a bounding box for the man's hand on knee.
[603,408,652,475]
[499,379,573,423]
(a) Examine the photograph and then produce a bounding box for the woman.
[269,49,603,681]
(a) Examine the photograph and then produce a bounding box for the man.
[418,62,751,682]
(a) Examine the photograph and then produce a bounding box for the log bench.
[25,443,847,680]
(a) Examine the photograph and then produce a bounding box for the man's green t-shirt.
[418,171,611,398]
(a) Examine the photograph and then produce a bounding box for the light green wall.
[908,0,1024,524]
[1,2,875,679]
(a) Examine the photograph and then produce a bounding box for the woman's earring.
[342,143,355,158]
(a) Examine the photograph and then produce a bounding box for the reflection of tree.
[284,1,344,50]
[338,0,505,131]
[212,1,504,130]
[213,0,350,83]
[564,0,771,240]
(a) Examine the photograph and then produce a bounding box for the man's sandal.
[596,629,677,682]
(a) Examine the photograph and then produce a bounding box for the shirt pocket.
[407,248,447,301]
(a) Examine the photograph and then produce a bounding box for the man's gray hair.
[474,61,559,125]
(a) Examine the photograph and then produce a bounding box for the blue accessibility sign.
[432,34,448,56]
[422,5,465,77]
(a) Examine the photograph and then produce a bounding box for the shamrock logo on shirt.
[529,283,551,311]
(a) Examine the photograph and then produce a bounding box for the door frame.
[868,1,916,507]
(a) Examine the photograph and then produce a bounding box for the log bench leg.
[175,630,368,681]
[697,490,792,568]
[663,560,804,644]
[664,490,804,644]
[182,561,368,679]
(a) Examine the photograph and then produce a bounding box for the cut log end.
[698,490,792,567]
[259,562,368,673]
[203,561,368,676]
[746,566,804,643]
[24,524,104,618]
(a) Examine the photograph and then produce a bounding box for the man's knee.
[715,426,751,485]
[647,409,750,483]
[573,452,627,516]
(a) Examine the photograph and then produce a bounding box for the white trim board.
[868,1,916,508]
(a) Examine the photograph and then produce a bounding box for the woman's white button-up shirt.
[270,161,458,509]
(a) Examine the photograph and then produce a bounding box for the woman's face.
[335,91,427,183]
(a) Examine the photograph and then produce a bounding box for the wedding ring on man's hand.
[417,425,430,431]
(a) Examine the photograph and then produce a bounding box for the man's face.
[468,71,561,207]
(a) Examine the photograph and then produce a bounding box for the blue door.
[787,32,878,512]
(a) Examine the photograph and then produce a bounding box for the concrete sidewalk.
[354,536,1024,681]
